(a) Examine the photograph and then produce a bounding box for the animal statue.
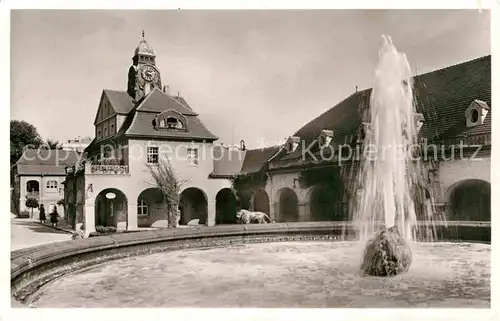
[236,209,272,224]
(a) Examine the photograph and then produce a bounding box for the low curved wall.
[11,221,490,305]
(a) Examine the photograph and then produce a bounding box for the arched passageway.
[276,187,298,222]
[252,189,270,215]
[215,188,238,224]
[94,188,128,227]
[179,187,208,225]
[448,179,490,221]
[309,186,338,221]
[137,188,165,227]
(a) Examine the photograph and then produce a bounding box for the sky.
[10,9,491,149]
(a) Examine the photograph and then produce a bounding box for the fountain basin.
[11,222,490,307]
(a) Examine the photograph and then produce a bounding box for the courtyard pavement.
[11,213,72,251]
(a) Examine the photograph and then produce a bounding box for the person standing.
[50,205,59,227]
[39,204,46,224]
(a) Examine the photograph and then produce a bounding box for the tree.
[147,157,187,228]
[42,139,63,150]
[25,197,39,219]
[10,120,43,167]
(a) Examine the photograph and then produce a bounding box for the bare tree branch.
[146,156,187,227]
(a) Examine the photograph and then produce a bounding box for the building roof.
[124,110,218,141]
[91,88,218,143]
[135,88,198,115]
[240,146,281,174]
[15,149,81,176]
[135,39,155,56]
[275,55,491,163]
[103,89,135,115]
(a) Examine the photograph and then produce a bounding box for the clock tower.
[127,31,162,101]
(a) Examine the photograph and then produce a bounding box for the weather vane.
[142,30,145,39]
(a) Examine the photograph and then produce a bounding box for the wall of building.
[19,175,65,218]
[437,156,491,203]
[80,138,232,232]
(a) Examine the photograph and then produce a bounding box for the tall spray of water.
[353,35,422,243]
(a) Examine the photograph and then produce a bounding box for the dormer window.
[465,100,490,128]
[166,117,182,129]
[318,129,334,148]
[356,122,371,143]
[414,113,425,133]
[285,136,301,153]
[153,109,188,131]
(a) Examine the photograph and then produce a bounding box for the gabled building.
[65,34,491,234]
[232,55,491,224]
[65,34,241,234]
[12,149,81,218]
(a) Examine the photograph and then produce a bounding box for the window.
[147,146,159,164]
[167,117,181,129]
[97,130,101,139]
[104,127,109,137]
[471,109,479,123]
[111,124,115,134]
[138,199,148,216]
[46,180,58,189]
[187,148,198,166]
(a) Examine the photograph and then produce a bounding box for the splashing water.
[353,35,427,243]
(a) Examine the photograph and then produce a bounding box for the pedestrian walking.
[39,204,46,224]
[50,206,59,227]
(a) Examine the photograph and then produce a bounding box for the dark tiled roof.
[103,89,135,114]
[240,146,281,174]
[136,88,198,115]
[92,88,217,142]
[276,55,491,162]
[125,111,218,141]
[15,149,81,176]
[211,146,246,177]
[414,56,491,140]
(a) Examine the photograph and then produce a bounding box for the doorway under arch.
[448,179,490,221]
[137,187,165,227]
[94,188,128,227]
[252,189,270,215]
[215,188,238,224]
[308,185,338,221]
[179,187,208,225]
[276,187,299,222]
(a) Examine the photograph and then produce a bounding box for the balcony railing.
[85,164,129,175]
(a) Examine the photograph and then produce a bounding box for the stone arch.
[251,189,270,215]
[446,179,490,221]
[215,188,238,224]
[275,187,299,222]
[179,187,208,225]
[94,188,128,228]
[137,187,165,227]
[307,185,339,221]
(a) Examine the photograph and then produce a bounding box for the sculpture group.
[236,209,272,224]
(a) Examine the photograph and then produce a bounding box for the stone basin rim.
[10,221,490,305]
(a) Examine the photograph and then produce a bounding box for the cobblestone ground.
[11,214,72,251]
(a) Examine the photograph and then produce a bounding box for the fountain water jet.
[354,35,429,276]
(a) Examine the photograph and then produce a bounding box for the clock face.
[140,65,157,82]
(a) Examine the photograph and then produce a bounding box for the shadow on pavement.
[11,219,69,235]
